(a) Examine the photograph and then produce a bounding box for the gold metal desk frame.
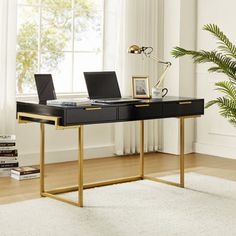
[18,112,195,207]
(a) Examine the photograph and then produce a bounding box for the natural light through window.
[16,0,104,94]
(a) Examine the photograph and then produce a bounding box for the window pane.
[42,0,72,8]
[17,6,39,51]
[73,52,102,92]
[18,0,39,4]
[41,52,72,92]
[16,51,38,94]
[74,0,103,51]
[41,2,72,51]
[16,6,39,94]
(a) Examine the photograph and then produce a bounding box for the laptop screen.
[84,71,121,99]
[34,74,57,102]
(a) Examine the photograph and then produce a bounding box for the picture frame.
[132,76,150,98]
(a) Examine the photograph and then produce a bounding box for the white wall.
[16,120,115,166]
[162,0,197,155]
[194,0,236,159]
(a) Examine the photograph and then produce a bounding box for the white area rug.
[1,173,236,236]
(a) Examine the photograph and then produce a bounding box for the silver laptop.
[83,71,141,104]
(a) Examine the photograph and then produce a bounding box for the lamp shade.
[127,45,142,54]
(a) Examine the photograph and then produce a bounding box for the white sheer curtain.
[112,0,162,155]
[0,0,17,134]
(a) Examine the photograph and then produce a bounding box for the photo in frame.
[132,76,150,98]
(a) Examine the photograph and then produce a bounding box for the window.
[16,0,104,95]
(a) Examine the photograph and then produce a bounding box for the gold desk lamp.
[128,45,171,98]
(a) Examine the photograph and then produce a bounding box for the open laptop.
[34,74,91,106]
[83,71,141,104]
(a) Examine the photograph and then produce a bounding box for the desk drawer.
[119,103,162,121]
[163,100,204,117]
[65,107,117,125]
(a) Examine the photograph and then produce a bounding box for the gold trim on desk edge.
[176,115,201,119]
[56,125,82,130]
[84,107,102,111]
[17,112,82,129]
[135,104,150,108]
[179,101,192,105]
[17,112,60,126]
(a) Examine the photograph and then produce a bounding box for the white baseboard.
[194,142,236,160]
[18,145,115,166]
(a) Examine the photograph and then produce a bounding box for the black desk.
[17,96,204,207]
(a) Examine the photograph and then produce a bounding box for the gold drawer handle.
[179,101,192,105]
[84,107,102,111]
[134,104,150,108]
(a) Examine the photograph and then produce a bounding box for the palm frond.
[215,81,236,100]
[208,66,221,73]
[210,97,236,126]
[229,117,236,126]
[217,97,236,112]
[205,100,218,108]
[206,97,236,126]
[203,24,236,59]
[171,48,236,80]
[171,47,190,58]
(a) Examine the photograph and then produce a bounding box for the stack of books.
[11,166,40,180]
[0,135,19,177]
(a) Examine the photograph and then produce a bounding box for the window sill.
[16,92,88,102]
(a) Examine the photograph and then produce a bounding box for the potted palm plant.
[171,24,236,126]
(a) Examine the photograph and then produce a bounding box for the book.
[0,149,18,157]
[0,162,19,168]
[0,135,16,147]
[11,172,40,180]
[0,158,18,164]
[0,142,16,147]
[0,135,18,177]
[0,135,16,142]
[11,166,40,176]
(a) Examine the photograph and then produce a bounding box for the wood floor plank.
[1,152,236,205]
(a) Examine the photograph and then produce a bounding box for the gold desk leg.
[40,123,45,195]
[180,117,185,188]
[143,117,185,188]
[39,123,83,207]
[78,126,84,207]
[140,120,144,179]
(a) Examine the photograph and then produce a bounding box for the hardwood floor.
[1,152,236,205]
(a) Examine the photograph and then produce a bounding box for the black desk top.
[17,96,204,126]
